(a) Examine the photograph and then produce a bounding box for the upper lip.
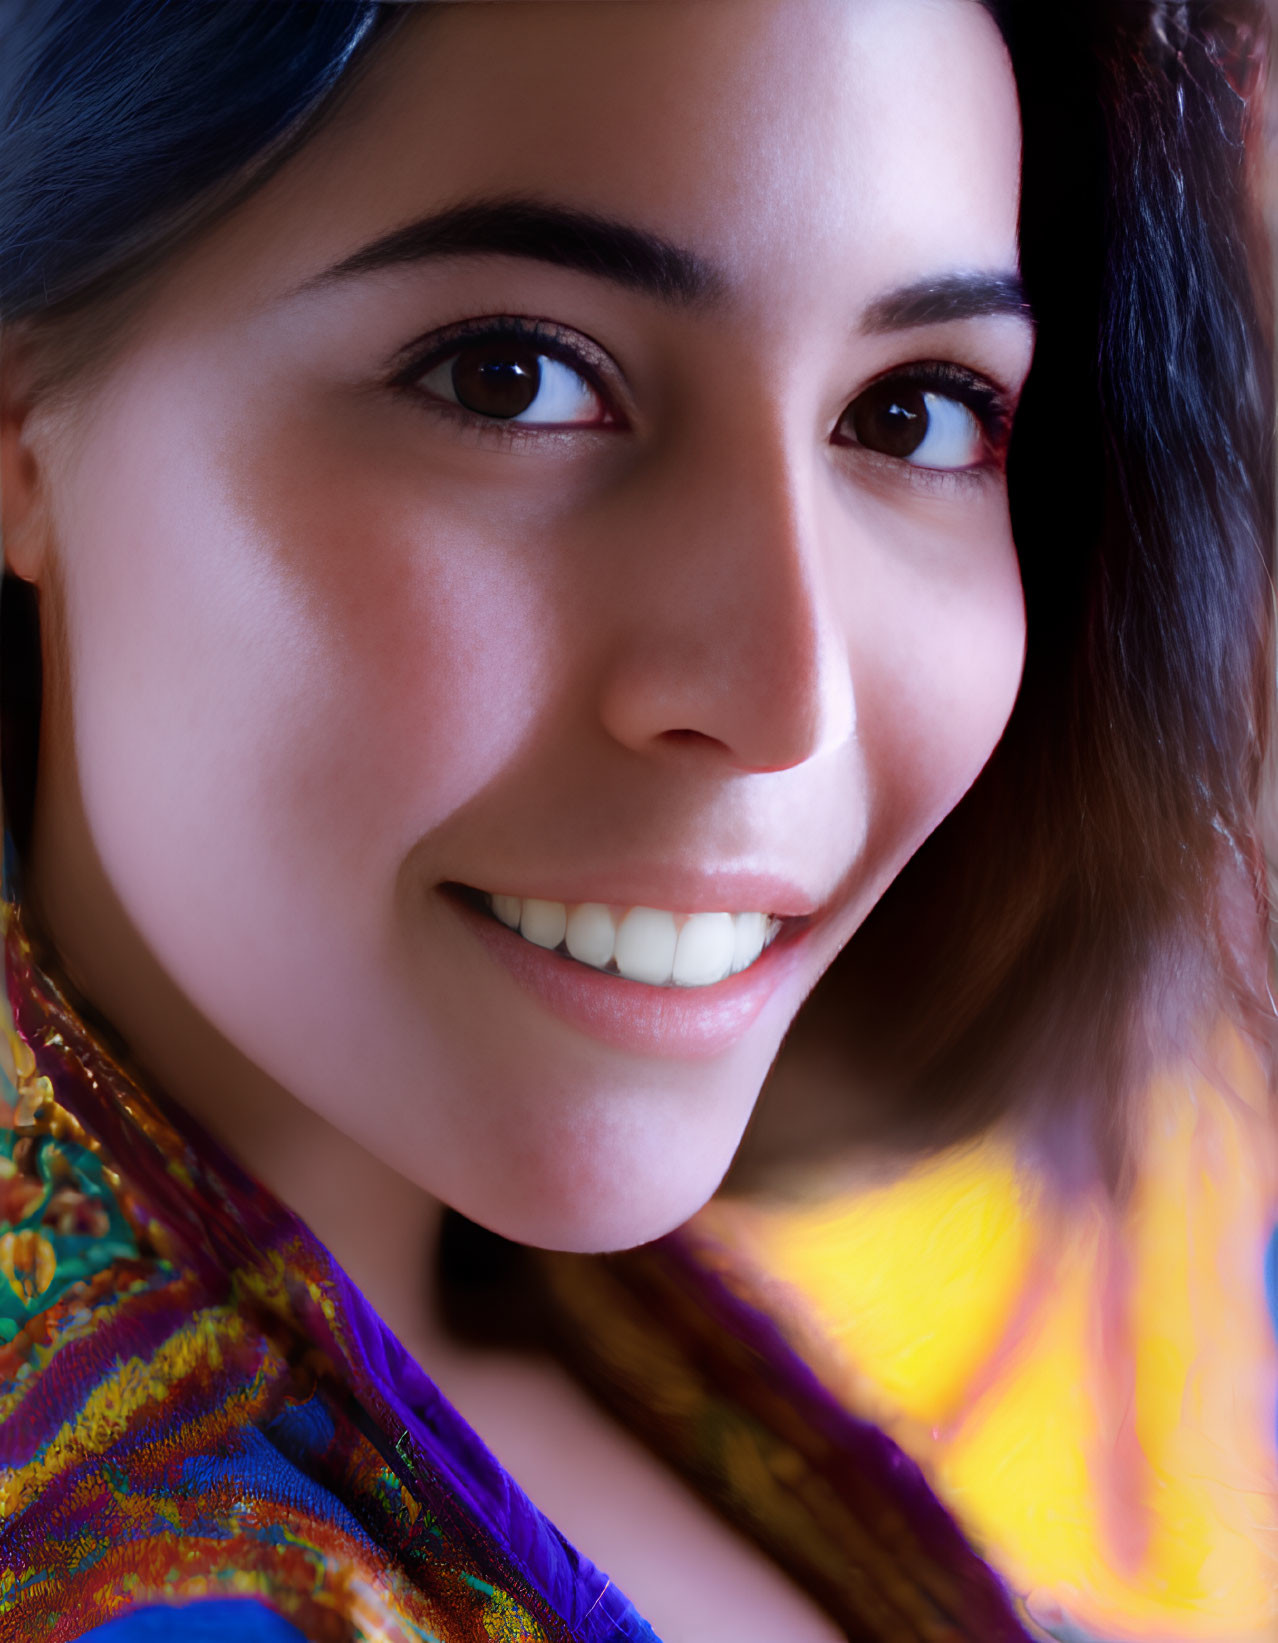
[447,866,827,921]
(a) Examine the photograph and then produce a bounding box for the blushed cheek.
[51,375,558,964]
[211,387,597,882]
[245,513,559,885]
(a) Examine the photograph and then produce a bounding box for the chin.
[442,1111,750,1256]
[462,1192,719,1257]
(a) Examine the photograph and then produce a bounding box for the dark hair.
[0,0,1273,1189]
[0,0,388,322]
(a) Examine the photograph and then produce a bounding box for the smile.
[478,891,781,988]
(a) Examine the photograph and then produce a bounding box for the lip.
[443,884,818,1058]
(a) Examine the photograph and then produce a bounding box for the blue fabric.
[1267,1223,1278,1442]
[76,1600,310,1643]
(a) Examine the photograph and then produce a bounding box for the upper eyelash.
[389,316,615,407]
[855,361,1013,443]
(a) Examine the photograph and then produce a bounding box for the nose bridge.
[596,404,856,773]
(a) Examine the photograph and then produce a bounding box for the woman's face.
[8,0,1030,1249]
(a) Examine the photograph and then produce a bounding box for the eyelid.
[864,359,1013,423]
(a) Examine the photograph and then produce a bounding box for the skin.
[1,2,1028,1633]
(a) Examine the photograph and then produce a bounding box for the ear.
[0,330,54,585]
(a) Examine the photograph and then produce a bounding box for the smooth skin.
[0,2,1030,1635]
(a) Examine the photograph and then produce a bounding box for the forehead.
[221,0,1019,314]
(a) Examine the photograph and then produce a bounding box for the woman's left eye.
[837,377,994,471]
[415,338,607,426]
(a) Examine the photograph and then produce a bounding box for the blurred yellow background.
[711,1035,1278,1641]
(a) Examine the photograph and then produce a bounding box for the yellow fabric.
[709,1042,1278,1641]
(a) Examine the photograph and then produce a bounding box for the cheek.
[842,494,1026,868]
[50,369,563,970]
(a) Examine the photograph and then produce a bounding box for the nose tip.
[594,437,856,774]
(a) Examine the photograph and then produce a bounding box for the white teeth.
[730,911,770,975]
[519,898,567,950]
[492,894,522,930]
[480,892,783,987]
[614,907,678,986]
[565,902,616,969]
[672,912,735,987]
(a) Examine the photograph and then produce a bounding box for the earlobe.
[0,334,53,585]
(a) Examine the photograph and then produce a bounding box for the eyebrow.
[304,194,1030,332]
[861,271,1031,332]
[306,196,723,305]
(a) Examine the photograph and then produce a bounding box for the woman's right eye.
[413,337,611,427]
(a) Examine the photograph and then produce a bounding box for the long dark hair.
[0,1,1273,1189]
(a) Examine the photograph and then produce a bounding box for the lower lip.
[447,892,813,1058]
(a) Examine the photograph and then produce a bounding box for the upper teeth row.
[484,894,781,987]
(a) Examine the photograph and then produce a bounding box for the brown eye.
[415,335,605,426]
[843,380,929,458]
[839,379,986,470]
[450,340,541,419]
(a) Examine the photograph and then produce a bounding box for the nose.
[594,414,856,774]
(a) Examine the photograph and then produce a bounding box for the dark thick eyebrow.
[303,196,1029,337]
[304,197,723,305]
[862,271,1031,333]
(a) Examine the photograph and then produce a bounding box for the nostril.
[660,728,725,748]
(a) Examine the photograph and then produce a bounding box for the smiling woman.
[0,3,1270,1643]
[3,0,1036,1258]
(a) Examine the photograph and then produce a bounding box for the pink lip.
[447,891,815,1058]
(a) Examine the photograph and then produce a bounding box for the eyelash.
[390,316,619,442]
[389,316,1013,471]
[858,362,1009,439]
[836,360,1014,486]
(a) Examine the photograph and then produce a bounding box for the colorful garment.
[0,900,1039,1643]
